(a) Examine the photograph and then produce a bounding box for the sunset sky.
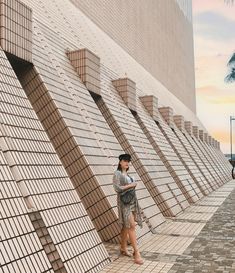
[192,0,235,154]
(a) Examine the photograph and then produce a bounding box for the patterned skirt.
[129,199,136,211]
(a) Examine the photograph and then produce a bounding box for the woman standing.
[112,153,144,265]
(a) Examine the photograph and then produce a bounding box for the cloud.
[194,55,233,89]
[192,1,235,154]
[197,86,235,104]
[194,11,235,41]
[193,35,235,57]
[207,97,235,104]
[212,129,231,143]
[197,85,234,95]
[193,0,235,22]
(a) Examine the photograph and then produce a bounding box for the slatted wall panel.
[208,142,232,180]
[0,48,110,273]
[134,100,200,204]
[157,117,203,200]
[204,143,231,183]
[16,21,165,242]
[192,138,224,186]
[0,147,54,273]
[173,128,213,194]
[194,139,229,183]
[183,133,220,190]
[96,69,187,217]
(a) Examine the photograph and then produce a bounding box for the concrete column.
[67,48,101,95]
[112,77,137,112]
[139,95,159,121]
[184,121,192,135]
[192,125,199,139]
[173,115,185,131]
[158,106,174,127]
[199,130,204,141]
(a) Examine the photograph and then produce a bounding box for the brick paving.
[169,181,235,273]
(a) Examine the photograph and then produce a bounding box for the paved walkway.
[169,180,235,273]
[100,179,235,273]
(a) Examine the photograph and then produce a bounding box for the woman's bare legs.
[120,226,129,250]
[128,211,143,262]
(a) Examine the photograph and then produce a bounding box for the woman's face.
[120,159,130,170]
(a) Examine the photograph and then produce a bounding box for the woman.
[112,153,144,265]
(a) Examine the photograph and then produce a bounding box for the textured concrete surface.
[169,181,235,273]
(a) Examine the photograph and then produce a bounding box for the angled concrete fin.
[211,137,215,147]
[204,132,209,144]
[208,135,212,145]
[67,48,101,95]
[112,77,137,112]
[173,115,185,131]
[158,106,174,127]
[0,0,32,62]
[199,129,204,142]
[184,121,193,135]
[192,125,199,139]
[139,95,159,121]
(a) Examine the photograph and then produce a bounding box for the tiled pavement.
[100,179,235,273]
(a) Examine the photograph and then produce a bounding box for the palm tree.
[225,53,235,83]
[224,0,235,82]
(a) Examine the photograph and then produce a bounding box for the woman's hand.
[128,182,137,189]
[130,182,137,188]
[122,182,137,190]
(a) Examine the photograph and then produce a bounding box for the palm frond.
[227,53,235,66]
[224,1,234,82]
[225,68,235,83]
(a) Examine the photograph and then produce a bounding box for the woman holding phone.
[112,153,144,265]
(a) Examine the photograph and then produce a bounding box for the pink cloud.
[192,0,235,153]
[193,0,235,21]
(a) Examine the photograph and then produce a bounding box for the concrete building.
[0,1,232,273]
[71,0,196,113]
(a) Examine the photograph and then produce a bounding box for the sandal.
[133,250,144,264]
[119,247,132,257]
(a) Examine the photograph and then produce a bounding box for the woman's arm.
[112,171,136,193]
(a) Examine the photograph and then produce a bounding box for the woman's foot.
[133,250,144,264]
[119,247,132,257]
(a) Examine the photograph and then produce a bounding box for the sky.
[192,0,235,154]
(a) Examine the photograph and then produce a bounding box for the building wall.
[1,1,232,273]
[175,0,193,21]
[69,0,196,113]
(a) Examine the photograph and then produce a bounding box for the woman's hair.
[117,161,129,172]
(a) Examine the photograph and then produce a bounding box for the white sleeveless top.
[126,175,135,184]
